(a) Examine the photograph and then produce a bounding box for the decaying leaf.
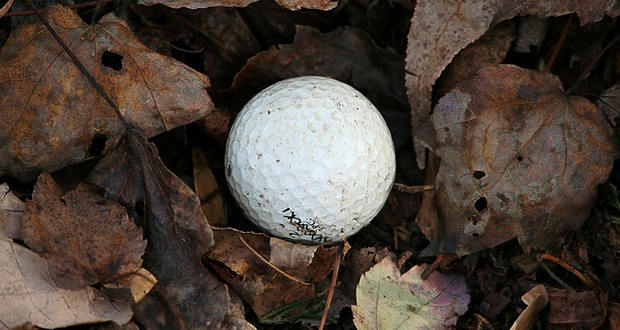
[192,147,227,226]
[548,289,605,328]
[352,258,469,329]
[420,65,614,256]
[599,83,620,126]
[0,4,214,179]
[206,227,339,318]
[0,238,133,329]
[88,129,229,329]
[104,268,158,304]
[435,21,516,97]
[0,0,14,19]
[22,172,146,289]
[137,0,338,11]
[0,182,24,238]
[406,0,620,168]
[232,25,406,111]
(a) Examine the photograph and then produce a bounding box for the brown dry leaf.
[206,227,339,317]
[406,0,620,168]
[192,147,227,226]
[548,289,604,328]
[419,65,614,256]
[0,238,133,329]
[599,83,620,126]
[88,129,229,329]
[0,183,24,238]
[22,172,146,289]
[232,25,406,111]
[137,0,337,11]
[104,268,158,303]
[435,21,516,97]
[0,4,213,180]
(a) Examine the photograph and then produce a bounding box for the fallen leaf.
[406,0,620,168]
[599,83,620,126]
[0,182,24,238]
[609,302,620,329]
[232,25,406,111]
[206,227,339,318]
[105,268,158,303]
[137,0,338,11]
[0,238,132,329]
[192,147,227,226]
[88,129,229,329]
[420,65,614,256]
[0,4,213,180]
[548,289,604,329]
[352,258,470,329]
[22,172,146,289]
[435,21,516,97]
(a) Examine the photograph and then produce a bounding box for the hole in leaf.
[102,51,123,71]
[89,134,107,156]
[474,197,487,212]
[473,171,485,179]
[517,155,523,161]
[472,233,479,237]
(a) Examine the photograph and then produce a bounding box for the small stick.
[539,253,594,287]
[6,0,114,17]
[393,183,434,194]
[421,253,444,280]
[318,244,343,330]
[238,234,312,286]
[546,15,573,72]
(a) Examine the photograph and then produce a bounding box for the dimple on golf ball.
[225,76,396,244]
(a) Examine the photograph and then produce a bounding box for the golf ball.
[225,76,396,244]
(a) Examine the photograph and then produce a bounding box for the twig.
[474,313,495,330]
[393,183,434,194]
[318,244,343,330]
[6,0,114,17]
[421,253,444,280]
[545,15,573,72]
[566,33,620,94]
[238,234,312,286]
[539,253,594,287]
[539,261,573,290]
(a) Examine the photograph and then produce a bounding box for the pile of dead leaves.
[0,0,619,329]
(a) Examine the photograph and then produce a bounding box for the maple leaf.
[418,65,614,256]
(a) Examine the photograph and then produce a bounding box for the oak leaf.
[419,65,614,256]
[0,4,213,179]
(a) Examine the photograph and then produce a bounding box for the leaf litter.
[0,0,619,328]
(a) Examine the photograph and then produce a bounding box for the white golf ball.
[225,76,396,244]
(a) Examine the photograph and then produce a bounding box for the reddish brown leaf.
[0,5,213,180]
[21,172,146,289]
[232,25,406,111]
[420,65,614,256]
[88,129,229,329]
[548,289,604,329]
[206,228,338,317]
[192,147,227,226]
[406,0,620,168]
